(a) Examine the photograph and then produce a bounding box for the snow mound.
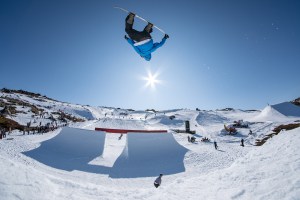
[23,127,108,173]
[271,102,300,117]
[148,115,183,126]
[73,109,95,120]
[250,105,289,122]
[109,132,188,178]
[93,118,146,130]
[208,127,300,199]
[196,111,229,125]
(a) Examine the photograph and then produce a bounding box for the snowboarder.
[241,139,244,147]
[154,174,163,188]
[214,141,218,150]
[124,13,169,61]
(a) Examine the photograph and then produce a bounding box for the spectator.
[214,141,218,150]
[241,139,244,147]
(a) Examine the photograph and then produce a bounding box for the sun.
[141,69,161,90]
[146,72,158,88]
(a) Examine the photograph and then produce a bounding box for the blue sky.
[1,0,300,110]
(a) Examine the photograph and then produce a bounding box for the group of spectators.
[0,122,69,139]
[22,121,68,135]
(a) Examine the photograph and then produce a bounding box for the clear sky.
[1,0,300,110]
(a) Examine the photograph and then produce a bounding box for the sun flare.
[141,70,162,90]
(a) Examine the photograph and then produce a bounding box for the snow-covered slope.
[1,89,300,200]
[250,103,300,123]
[1,126,299,199]
[250,105,289,122]
[167,127,300,200]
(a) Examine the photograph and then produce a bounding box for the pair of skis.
[114,6,166,34]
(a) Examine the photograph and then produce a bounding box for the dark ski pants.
[125,14,152,42]
[154,183,160,188]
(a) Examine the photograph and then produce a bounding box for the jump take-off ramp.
[24,127,188,178]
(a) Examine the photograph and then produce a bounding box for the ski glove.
[164,34,169,39]
[124,35,129,40]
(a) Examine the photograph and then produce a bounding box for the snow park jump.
[23,127,188,178]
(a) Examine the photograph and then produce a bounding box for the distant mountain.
[1,87,299,133]
[0,88,90,130]
[0,88,158,131]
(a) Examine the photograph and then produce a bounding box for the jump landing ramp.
[110,132,188,178]
[24,127,188,178]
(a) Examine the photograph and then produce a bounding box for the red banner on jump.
[95,127,167,134]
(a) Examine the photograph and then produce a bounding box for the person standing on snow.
[241,139,244,147]
[124,13,169,61]
[214,141,218,150]
[154,174,163,188]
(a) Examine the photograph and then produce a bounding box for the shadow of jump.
[23,127,108,174]
[109,132,189,178]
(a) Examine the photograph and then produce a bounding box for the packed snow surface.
[1,95,300,200]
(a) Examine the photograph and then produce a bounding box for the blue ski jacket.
[126,37,167,61]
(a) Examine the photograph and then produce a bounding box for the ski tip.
[113,6,123,10]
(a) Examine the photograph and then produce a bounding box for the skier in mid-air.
[124,13,169,61]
